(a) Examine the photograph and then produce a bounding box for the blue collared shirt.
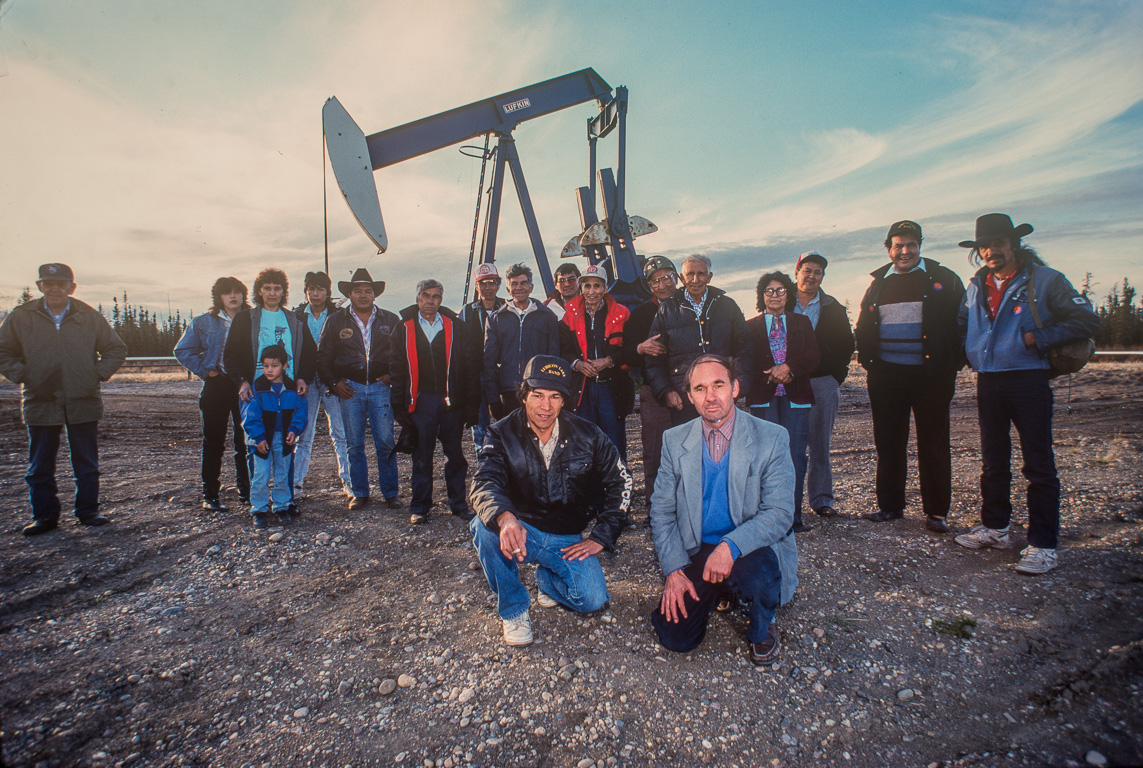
[46,300,71,329]
[418,312,443,343]
[882,259,927,279]
[793,291,821,329]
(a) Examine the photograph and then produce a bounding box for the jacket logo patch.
[933,282,943,291]
[1072,297,1088,305]
[1013,305,1022,314]
[339,328,354,340]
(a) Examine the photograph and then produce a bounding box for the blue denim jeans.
[26,422,100,522]
[651,541,782,651]
[978,370,1060,548]
[752,399,810,526]
[250,433,294,514]
[293,382,351,495]
[579,379,627,462]
[339,380,398,499]
[470,516,609,620]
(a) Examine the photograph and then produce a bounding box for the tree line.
[7,279,1143,354]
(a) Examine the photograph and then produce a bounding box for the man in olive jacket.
[0,264,128,535]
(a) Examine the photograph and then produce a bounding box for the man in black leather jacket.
[469,355,632,646]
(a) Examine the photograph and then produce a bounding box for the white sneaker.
[536,591,558,609]
[954,525,1011,550]
[502,611,533,646]
[1015,546,1058,575]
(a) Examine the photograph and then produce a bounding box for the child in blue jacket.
[242,345,308,529]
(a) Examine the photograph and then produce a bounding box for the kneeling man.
[650,354,799,665]
[469,355,632,646]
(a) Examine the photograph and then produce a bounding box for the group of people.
[0,211,1098,664]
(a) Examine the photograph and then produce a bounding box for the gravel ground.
[1,362,1141,768]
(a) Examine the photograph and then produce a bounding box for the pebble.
[781,733,798,746]
[428,593,442,604]
[338,680,352,695]
[379,679,397,696]
[161,606,185,617]
[458,687,475,703]
[268,532,285,543]
[1085,751,1108,767]
[397,674,416,688]
[128,674,142,684]
[316,532,332,545]
[468,561,480,571]
[896,689,916,701]
[577,759,595,768]
[558,664,578,681]
[293,707,309,719]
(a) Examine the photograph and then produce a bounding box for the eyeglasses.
[764,287,787,296]
[649,275,675,287]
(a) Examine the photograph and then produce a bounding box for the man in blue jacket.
[954,214,1099,575]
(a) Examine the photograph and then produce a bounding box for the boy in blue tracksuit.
[242,345,308,529]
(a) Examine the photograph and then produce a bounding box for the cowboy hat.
[959,214,1034,249]
[338,268,385,297]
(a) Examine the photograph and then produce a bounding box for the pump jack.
[322,68,656,307]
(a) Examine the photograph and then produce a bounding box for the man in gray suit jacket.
[649,354,799,666]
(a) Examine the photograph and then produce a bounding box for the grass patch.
[929,615,977,639]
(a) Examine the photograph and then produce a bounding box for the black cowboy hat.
[959,214,1034,249]
[338,268,385,297]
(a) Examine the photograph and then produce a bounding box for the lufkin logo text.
[502,98,531,114]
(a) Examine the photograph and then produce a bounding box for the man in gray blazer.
[649,353,799,665]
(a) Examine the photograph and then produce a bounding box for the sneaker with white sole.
[1015,546,1058,575]
[536,591,558,609]
[502,611,533,646]
[954,524,1011,550]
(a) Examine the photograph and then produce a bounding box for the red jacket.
[560,294,630,408]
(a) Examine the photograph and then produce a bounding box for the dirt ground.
[1,363,1141,768]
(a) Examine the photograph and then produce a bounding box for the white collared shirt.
[418,312,443,343]
[534,418,560,469]
[351,306,378,362]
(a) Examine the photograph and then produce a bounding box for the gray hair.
[680,254,712,273]
[416,279,443,297]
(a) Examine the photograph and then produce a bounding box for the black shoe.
[864,509,904,523]
[79,514,110,527]
[253,512,273,530]
[409,512,428,524]
[237,493,251,506]
[925,515,950,533]
[203,498,229,513]
[22,519,58,536]
[749,624,781,666]
[452,508,476,522]
[814,506,840,518]
[385,497,403,510]
[276,511,294,526]
[348,496,369,510]
[287,502,300,517]
[792,520,813,533]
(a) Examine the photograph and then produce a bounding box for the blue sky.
[1,0,1140,317]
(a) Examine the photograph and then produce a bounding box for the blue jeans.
[978,370,1060,548]
[806,375,840,510]
[250,433,294,513]
[470,516,609,620]
[651,541,782,651]
[579,379,627,462]
[752,399,810,526]
[339,380,398,499]
[293,381,351,495]
[26,422,100,522]
[471,391,492,450]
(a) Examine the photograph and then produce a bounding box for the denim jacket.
[174,312,230,381]
[959,263,1099,373]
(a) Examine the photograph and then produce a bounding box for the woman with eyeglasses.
[745,271,820,533]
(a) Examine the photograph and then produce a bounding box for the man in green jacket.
[0,264,128,535]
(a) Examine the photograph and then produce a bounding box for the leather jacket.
[469,408,632,551]
[316,304,401,388]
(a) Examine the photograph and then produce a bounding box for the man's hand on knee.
[561,538,603,561]
[497,511,527,562]
[661,569,698,623]
[702,541,735,584]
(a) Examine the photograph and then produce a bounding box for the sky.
[1,0,1141,319]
